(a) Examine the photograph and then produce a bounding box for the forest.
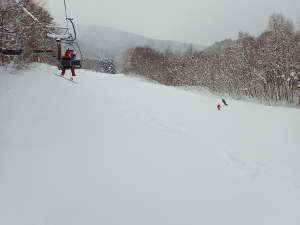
[123,13,300,105]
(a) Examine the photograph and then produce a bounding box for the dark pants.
[61,58,76,76]
[61,68,76,76]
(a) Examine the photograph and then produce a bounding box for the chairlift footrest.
[1,49,23,55]
[61,59,81,69]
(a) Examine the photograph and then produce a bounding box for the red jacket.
[62,50,74,59]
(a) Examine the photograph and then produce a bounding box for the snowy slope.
[0,64,300,225]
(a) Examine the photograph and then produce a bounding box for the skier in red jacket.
[217,104,221,111]
[61,49,76,77]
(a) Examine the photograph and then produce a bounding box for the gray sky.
[44,0,300,46]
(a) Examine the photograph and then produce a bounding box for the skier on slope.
[217,104,221,111]
[222,98,228,106]
[61,49,76,77]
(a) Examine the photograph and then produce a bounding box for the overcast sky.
[44,0,300,46]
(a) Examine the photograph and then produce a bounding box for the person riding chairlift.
[61,48,76,77]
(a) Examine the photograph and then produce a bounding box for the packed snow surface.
[1,64,300,225]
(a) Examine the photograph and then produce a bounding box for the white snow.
[0,64,300,225]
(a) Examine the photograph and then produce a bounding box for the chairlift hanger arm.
[66,18,77,41]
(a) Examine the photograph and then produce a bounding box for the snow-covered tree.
[122,13,300,105]
[0,0,56,66]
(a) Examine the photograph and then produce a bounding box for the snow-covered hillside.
[77,25,205,61]
[0,64,300,225]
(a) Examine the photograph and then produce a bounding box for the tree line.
[123,13,300,105]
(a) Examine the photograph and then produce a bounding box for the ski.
[53,73,78,84]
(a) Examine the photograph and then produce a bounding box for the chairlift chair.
[0,49,23,55]
[59,41,82,70]
[47,1,83,71]
[33,49,53,54]
[60,58,82,69]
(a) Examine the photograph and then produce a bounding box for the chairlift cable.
[63,0,70,32]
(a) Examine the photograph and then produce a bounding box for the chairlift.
[60,58,82,69]
[1,49,23,55]
[59,41,82,69]
[40,0,83,70]
[55,17,83,70]
[33,49,53,54]
[0,33,23,56]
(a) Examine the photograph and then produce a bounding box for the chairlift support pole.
[57,39,62,68]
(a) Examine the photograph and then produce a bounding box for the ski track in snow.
[222,150,267,180]
[221,148,300,194]
[121,107,187,136]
